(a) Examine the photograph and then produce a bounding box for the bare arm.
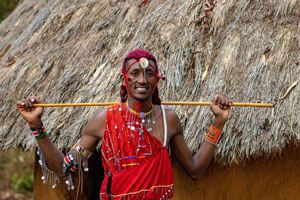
[77,109,106,152]
[17,96,106,177]
[169,94,232,180]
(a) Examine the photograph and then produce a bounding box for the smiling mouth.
[135,86,149,93]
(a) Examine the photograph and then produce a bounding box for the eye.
[146,71,155,77]
[130,70,139,76]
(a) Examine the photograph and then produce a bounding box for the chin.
[132,94,151,102]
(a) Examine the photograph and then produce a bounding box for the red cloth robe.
[100,103,174,199]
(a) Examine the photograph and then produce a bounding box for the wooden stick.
[31,103,119,107]
[106,172,113,200]
[162,102,274,107]
[28,102,274,108]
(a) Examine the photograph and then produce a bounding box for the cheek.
[149,77,158,84]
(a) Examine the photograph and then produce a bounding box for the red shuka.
[100,103,174,199]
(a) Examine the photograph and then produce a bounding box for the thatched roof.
[0,0,299,166]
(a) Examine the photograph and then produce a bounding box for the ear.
[120,74,125,85]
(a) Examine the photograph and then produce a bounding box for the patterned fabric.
[101,103,162,173]
[100,103,174,199]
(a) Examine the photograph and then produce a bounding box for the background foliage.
[0,149,34,200]
[0,0,18,22]
[0,2,30,199]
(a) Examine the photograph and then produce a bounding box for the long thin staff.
[25,102,274,108]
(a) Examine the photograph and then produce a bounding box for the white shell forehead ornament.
[139,57,149,83]
[139,57,149,69]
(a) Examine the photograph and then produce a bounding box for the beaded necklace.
[126,100,156,132]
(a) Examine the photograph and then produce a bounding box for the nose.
[137,71,147,84]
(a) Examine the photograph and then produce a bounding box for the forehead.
[125,58,156,71]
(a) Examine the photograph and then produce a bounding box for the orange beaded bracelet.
[205,125,224,145]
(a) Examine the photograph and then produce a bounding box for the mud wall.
[33,149,103,200]
[33,145,300,199]
[173,145,300,200]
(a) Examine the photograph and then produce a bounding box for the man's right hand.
[17,96,44,128]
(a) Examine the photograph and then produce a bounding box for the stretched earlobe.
[120,84,128,103]
[120,74,125,84]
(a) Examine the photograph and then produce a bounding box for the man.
[17,49,232,199]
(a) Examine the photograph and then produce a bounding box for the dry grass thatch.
[0,0,299,165]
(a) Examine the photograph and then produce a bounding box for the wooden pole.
[26,102,274,108]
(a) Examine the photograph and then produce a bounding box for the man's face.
[123,58,158,101]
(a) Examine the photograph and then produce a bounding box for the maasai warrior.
[17,49,232,199]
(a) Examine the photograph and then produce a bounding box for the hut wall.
[172,145,300,200]
[34,145,300,199]
[34,149,103,200]
[34,154,70,200]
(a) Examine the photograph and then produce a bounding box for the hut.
[0,0,299,199]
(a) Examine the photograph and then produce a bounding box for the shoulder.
[153,105,179,122]
[89,109,107,124]
[163,106,183,137]
[82,108,107,139]
[165,107,180,123]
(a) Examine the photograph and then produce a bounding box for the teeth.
[136,88,147,92]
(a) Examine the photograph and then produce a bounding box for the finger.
[29,96,37,110]
[25,97,35,111]
[23,101,31,111]
[33,96,41,104]
[225,97,233,110]
[225,97,229,105]
[223,97,228,109]
[220,96,225,109]
[218,95,224,109]
[16,100,23,106]
[226,97,231,109]
[26,97,33,108]
[23,98,29,108]
[29,96,36,104]
[228,99,232,106]
[16,101,25,109]
[21,99,26,107]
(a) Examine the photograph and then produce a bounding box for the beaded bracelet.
[30,122,47,140]
[73,141,92,159]
[63,153,78,174]
[205,125,224,145]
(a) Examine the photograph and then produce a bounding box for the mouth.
[134,85,149,93]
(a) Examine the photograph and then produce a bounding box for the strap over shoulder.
[160,104,168,147]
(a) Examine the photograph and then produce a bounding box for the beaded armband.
[205,125,224,145]
[62,140,92,190]
[73,141,93,159]
[30,122,47,140]
[63,139,92,174]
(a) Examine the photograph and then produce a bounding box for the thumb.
[212,94,220,105]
